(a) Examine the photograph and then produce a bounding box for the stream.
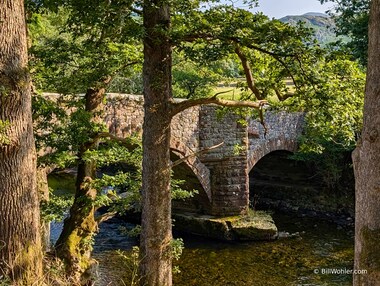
[49,175,354,286]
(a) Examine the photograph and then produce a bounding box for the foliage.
[93,171,142,213]
[171,178,199,200]
[33,94,105,167]
[121,225,142,238]
[117,246,141,286]
[286,58,365,151]
[321,0,370,66]
[279,57,365,188]
[233,143,245,156]
[28,5,143,94]
[172,52,242,98]
[170,238,184,274]
[173,55,221,98]
[40,189,73,222]
[173,5,323,101]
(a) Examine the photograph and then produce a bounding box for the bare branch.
[234,44,263,100]
[243,42,296,58]
[171,142,224,168]
[232,40,302,90]
[170,94,268,116]
[274,88,294,101]
[95,211,117,224]
[177,33,215,44]
[110,61,141,79]
[90,132,140,150]
[258,105,268,137]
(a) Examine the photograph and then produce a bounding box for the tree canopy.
[321,0,370,66]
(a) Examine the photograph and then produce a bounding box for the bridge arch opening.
[170,152,211,214]
[249,150,320,212]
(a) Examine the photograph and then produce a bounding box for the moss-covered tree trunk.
[37,167,51,251]
[352,1,380,284]
[139,1,173,285]
[0,0,42,283]
[55,87,105,284]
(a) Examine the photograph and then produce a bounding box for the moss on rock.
[173,210,278,241]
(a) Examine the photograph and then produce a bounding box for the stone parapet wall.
[104,94,144,137]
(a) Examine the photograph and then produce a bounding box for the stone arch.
[170,139,211,202]
[247,137,298,173]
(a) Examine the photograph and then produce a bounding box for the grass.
[213,78,294,102]
[213,85,245,100]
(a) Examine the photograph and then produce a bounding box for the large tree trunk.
[0,0,42,283]
[352,1,380,285]
[55,87,105,285]
[139,1,173,285]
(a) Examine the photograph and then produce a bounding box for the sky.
[247,0,334,19]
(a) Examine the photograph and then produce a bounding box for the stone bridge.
[103,94,305,216]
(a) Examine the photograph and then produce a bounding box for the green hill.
[280,13,346,45]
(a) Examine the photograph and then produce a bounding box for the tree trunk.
[139,1,173,285]
[37,167,51,251]
[352,1,380,285]
[55,87,105,285]
[0,0,42,283]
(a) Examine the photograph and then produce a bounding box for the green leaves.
[40,189,74,222]
[322,0,370,66]
[173,54,221,98]
[281,57,365,190]
[29,5,143,95]
[293,58,364,151]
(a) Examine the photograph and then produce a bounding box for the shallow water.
[48,175,354,286]
[172,213,353,286]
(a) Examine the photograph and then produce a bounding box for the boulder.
[173,210,278,241]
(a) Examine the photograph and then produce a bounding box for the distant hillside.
[280,13,345,45]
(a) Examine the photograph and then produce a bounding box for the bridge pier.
[205,159,249,216]
[199,106,250,216]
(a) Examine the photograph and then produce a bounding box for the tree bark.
[55,87,105,285]
[139,1,173,285]
[352,1,380,285]
[0,0,42,282]
[37,167,51,252]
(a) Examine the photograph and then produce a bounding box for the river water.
[49,175,354,286]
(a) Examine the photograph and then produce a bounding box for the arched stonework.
[248,138,298,172]
[247,111,305,172]
[170,139,211,201]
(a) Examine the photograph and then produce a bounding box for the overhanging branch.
[171,142,224,168]
[95,211,117,224]
[234,44,263,100]
[274,88,294,101]
[90,132,140,150]
[170,94,268,117]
